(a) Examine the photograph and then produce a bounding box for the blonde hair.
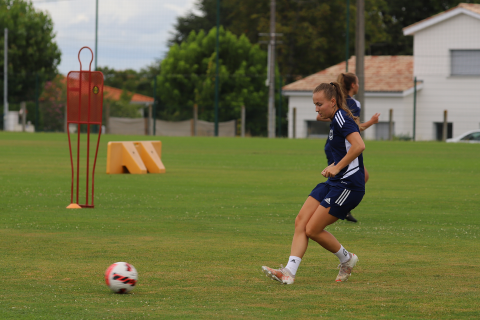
[313,82,359,125]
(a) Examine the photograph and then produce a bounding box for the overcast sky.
[31,0,201,75]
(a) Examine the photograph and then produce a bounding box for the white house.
[403,2,480,140]
[283,55,420,140]
[284,3,480,141]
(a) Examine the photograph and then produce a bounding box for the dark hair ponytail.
[337,72,357,96]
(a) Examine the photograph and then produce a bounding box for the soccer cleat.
[345,212,358,223]
[262,265,295,284]
[336,253,359,282]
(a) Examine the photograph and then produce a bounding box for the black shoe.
[345,212,358,223]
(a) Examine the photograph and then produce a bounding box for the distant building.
[283,3,480,141]
[403,2,480,141]
[283,56,418,140]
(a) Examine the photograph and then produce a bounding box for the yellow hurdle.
[106,141,166,174]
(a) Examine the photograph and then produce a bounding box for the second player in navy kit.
[262,82,366,284]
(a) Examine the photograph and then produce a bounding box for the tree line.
[170,0,480,83]
[3,0,480,135]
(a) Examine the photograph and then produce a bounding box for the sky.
[31,0,201,75]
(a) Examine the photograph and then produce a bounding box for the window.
[451,50,480,76]
[434,122,453,141]
[306,120,330,138]
[460,132,480,141]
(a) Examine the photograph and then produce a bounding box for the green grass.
[1,132,479,319]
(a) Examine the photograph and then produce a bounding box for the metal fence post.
[293,107,296,139]
[193,104,198,136]
[21,101,26,132]
[413,77,417,141]
[442,110,448,142]
[153,76,157,136]
[241,105,245,138]
[35,73,39,132]
[389,108,393,140]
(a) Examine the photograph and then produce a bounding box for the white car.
[446,130,480,143]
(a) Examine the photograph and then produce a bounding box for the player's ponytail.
[337,72,357,96]
[313,82,358,124]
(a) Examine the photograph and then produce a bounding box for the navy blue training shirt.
[326,109,365,192]
[325,96,361,165]
[346,95,361,117]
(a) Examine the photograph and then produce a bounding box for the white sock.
[334,245,350,264]
[285,256,302,276]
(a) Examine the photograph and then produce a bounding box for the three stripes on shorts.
[335,189,351,206]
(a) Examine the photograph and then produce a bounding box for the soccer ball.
[105,262,138,294]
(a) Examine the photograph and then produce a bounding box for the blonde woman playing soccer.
[320,72,379,222]
[262,82,365,284]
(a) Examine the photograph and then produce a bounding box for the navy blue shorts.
[309,182,365,220]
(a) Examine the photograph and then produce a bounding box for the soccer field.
[1,132,479,319]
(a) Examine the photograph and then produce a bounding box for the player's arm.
[359,113,380,131]
[321,132,365,178]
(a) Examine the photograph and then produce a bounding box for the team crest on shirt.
[328,129,333,140]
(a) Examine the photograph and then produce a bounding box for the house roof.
[403,3,480,35]
[59,75,154,104]
[103,86,154,104]
[282,55,414,94]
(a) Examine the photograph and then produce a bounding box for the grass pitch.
[1,132,479,319]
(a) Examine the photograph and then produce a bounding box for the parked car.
[446,130,480,143]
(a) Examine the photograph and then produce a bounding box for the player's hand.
[370,113,380,124]
[322,164,339,178]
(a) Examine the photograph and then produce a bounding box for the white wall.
[362,94,414,140]
[287,94,316,138]
[287,93,412,140]
[413,13,480,140]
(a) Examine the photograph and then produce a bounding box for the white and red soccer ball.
[105,262,138,294]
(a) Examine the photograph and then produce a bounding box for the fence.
[108,117,236,137]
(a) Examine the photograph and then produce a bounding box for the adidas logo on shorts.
[324,198,331,204]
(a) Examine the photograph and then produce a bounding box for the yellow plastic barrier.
[106,141,166,174]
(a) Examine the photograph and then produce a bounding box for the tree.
[106,90,142,119]
[171,1,480,80]
[0,0,61,106]
[97,61,160,98]
[168,0,233,46]
[169,0,388,83]
[377,0,480,55]
[158,27,272,136]
[39,75,65,132]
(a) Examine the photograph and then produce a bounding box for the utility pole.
[268,0,276,138]
[95,0,98,70]
[345,0,350,72]
[355,0,365,123]
[3,28,7,131]
[214,0,220,136]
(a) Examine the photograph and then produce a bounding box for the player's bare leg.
[306,206,358,282]
[262,196,319,284]
[290,196,321,257]
[305,205,340,253]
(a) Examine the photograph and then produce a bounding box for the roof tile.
[282,55,413,93]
